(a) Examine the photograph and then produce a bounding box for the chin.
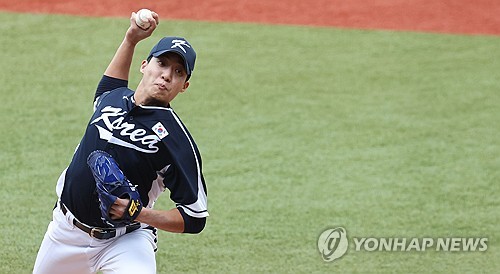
[142,97,169,107]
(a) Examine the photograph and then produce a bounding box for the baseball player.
[33,10,208,274]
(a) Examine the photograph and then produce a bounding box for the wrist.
[135,207,149,223]
[123,36,139,48]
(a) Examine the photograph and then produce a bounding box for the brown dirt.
[0,0,499,35]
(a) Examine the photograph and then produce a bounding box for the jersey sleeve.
[156,111,209,219]
[94,75,128,100]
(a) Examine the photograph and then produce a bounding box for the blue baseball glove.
[87,150,143,227]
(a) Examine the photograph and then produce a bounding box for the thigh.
[98,228,157,274]
[33,208,95,274]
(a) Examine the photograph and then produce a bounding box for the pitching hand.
[125,11,159,45]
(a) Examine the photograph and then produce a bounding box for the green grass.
[1,11,499,273]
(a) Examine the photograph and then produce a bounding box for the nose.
[161,67,173,83]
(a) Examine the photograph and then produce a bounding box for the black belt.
[59,202,141,240]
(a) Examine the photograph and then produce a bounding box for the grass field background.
[0,12,499,273]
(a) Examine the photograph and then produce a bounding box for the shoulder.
[94,88,134,110]
[136,107,188,139]
[100,87,134,101]
[95,75,128,100]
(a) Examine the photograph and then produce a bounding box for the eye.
[157,60,165,66]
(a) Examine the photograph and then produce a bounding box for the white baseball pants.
[33,204,158,274]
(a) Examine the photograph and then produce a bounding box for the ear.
[180,81,190,93]
[139,60,149,73]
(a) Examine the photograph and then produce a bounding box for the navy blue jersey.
[59,76,208,227]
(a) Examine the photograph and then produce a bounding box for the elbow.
[183,216,206,234]
[178,207,207,234]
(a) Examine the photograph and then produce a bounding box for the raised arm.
[104,11,159,80]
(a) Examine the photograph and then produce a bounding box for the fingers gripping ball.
[87,150,143,227]
[135,8,154,30]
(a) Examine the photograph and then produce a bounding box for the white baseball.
[135,9,153,30]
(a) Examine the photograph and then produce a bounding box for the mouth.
[155,83,170,91]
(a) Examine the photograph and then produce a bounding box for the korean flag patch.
[152,122,169,139]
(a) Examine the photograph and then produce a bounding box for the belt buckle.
[90,227,104,238]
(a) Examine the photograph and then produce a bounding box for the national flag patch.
[152,122,169,139]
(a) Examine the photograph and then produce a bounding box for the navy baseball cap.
[148,36,196,78]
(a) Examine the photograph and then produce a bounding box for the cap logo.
[171,39,190,53]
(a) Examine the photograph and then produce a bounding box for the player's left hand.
[110,197,131,220]
[87,150,143,227]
